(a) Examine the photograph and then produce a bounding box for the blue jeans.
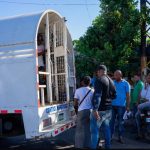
[90,110,112,149]
[110,106,125,137]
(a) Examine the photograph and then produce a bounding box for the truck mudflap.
[39,119,76,138]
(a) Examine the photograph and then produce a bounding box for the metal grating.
[50,54,55,74]
[50,54,57,101]
[57,75,66,101]
[49,24,54,52]
[56,21,63,47]
[56,56,65,73]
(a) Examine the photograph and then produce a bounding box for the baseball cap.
[96,65,107,72]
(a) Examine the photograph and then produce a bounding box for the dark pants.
[75,109,91,149]
[135,102,150,135]
[110,106,126,137]
[132,103,138,117]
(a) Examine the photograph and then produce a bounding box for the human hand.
[93,111,100,120]
[126,106,130,112]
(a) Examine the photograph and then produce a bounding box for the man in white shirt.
[135,74,150,139]
[37,34,45,69]
[74,76,94,149]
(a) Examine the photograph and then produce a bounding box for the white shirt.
[141,84,150,101]
[38,45,44,67]
[74,86,94,111]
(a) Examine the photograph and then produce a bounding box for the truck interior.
[37,12,75,107]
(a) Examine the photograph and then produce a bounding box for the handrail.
[39,85,46,88]
[39,71,50,75]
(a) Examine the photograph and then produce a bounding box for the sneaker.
[135,133,143,140]
[118,136,125,144]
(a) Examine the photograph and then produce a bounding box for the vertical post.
[45,13,53,103]
[63,19,70,102]
[53,23,59,101]
[140,0,147,79]
[41,87,45,106]
[72,45,77,93]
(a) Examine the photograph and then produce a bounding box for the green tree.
[74,0,140,79]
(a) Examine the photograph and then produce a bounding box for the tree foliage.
[74,0,141,78]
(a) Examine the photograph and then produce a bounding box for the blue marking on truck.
[57,104,68,111]
[46,106,57,113]
[46,104,68,114]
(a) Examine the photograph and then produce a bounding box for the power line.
[0,0,99,6]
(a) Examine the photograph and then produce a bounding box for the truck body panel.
[0,9,76,139]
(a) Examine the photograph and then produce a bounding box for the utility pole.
[140,0,147,79]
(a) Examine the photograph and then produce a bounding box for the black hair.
[134,73,141,77]
[83,76,91,86]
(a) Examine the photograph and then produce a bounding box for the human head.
[134,73,141,82]
[37,33,43,45]
[83,76,91,86]
[114,70,122,81]
[80,77,84,87]
[96,65,107,78]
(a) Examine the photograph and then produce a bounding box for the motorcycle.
[140,108,150,140]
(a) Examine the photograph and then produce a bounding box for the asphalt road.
[0,126,150,149]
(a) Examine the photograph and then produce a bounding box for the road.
[0,126,150,149]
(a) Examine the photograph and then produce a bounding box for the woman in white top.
[37,34,45,68]
[37,34,45,85]
[135,74,150,139]
[74,76,94,149]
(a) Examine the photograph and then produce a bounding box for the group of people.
[74,64,150,149]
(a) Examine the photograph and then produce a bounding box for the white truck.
[0,9,76,139]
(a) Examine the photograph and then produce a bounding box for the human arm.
[126,92,130,112]
[38,45,45,56]
[126,82,131,112]
[74,98,79,114]
[136,82,144,105]
[137,90,142,105]
[38,51,44,56]
[92,79,102,120]
[73,89,79,114]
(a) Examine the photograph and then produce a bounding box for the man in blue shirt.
[110,70,130,143]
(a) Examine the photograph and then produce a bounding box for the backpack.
[106,76,117,100]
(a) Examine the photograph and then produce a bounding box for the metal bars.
[56,21,64,47]
[56,56,65,73]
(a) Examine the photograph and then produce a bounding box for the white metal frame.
[63,20,70,102]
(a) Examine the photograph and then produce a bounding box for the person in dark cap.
[90,65,116,149]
